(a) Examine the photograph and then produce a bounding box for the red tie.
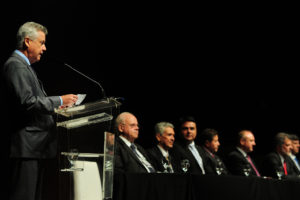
[246,155,261,177]
[283,161,288,175]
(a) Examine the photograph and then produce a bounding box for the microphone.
[63,63,107,99]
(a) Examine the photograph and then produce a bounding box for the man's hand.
[61,94,78,107]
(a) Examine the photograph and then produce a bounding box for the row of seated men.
[114,112,300,178]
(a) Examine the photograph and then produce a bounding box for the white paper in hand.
[75,94,86,105]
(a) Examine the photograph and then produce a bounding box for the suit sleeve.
[5,62,61,114]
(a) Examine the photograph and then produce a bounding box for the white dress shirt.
[188,141,205,174]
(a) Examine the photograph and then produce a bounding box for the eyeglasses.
[122,123,140,128]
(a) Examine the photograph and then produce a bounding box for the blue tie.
[294,156,300,170]
[294,157,299,165]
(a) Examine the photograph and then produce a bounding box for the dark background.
[2,2,300,161]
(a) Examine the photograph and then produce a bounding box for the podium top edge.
[54,97,121,117]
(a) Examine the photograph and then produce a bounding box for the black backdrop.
[2,2,300,164]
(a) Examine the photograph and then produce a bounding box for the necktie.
[164,156,174,173]
[246,155,261,177]
[294,157,300,168]
[293,157,300,172]
[130,144,155,173]
[283,161,288,175]
[188,144,205,174]
[295,157,299,164]
[165,155,169,162]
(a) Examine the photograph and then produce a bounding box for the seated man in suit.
[289,134,300,173]
[114,112,155,173]
[147,122,180,173]
[198,128,229,175]
[262,132,300,178]
[171,116,209,174]
[226,130,261,177]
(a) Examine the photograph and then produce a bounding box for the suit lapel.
[236,149,249,164]
[12,52,47,96]
[119,139,145,167]
[27,65,47,96]
[154,146,165,161]
[185,144,204,172]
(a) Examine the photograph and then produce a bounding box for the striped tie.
[246,155,260,177]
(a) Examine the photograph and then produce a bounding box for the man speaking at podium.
[1,21,78,200]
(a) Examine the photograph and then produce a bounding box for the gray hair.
[154,122,174,136]
[274,132,290,147]
[16,21,48,50]
[114,112,134,133]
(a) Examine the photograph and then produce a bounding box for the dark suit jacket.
[171,142,212,174]
[146,145,180,173]
[226,148,260,177]
[202,147,229,175]
[290,155,300,174]
[1,52,61,158]
[114,136,154,173]
[262,152,300,178]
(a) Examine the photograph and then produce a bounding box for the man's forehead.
[182,121,196,127]
[163,127,175,134]
[244,132,254,139]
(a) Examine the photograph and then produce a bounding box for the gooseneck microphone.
[63,63,107,99]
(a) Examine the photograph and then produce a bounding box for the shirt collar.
[189,141,195,147]
[203,146,214,157]
[278,153,285,164]
[290,153,296,160]
[119,135,132,147]
[14,50,31,65]
[236,147,247,157]
[157,144,169,158]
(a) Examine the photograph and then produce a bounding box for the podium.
[55,97,121,200]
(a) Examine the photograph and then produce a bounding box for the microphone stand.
[63,63,108,101]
